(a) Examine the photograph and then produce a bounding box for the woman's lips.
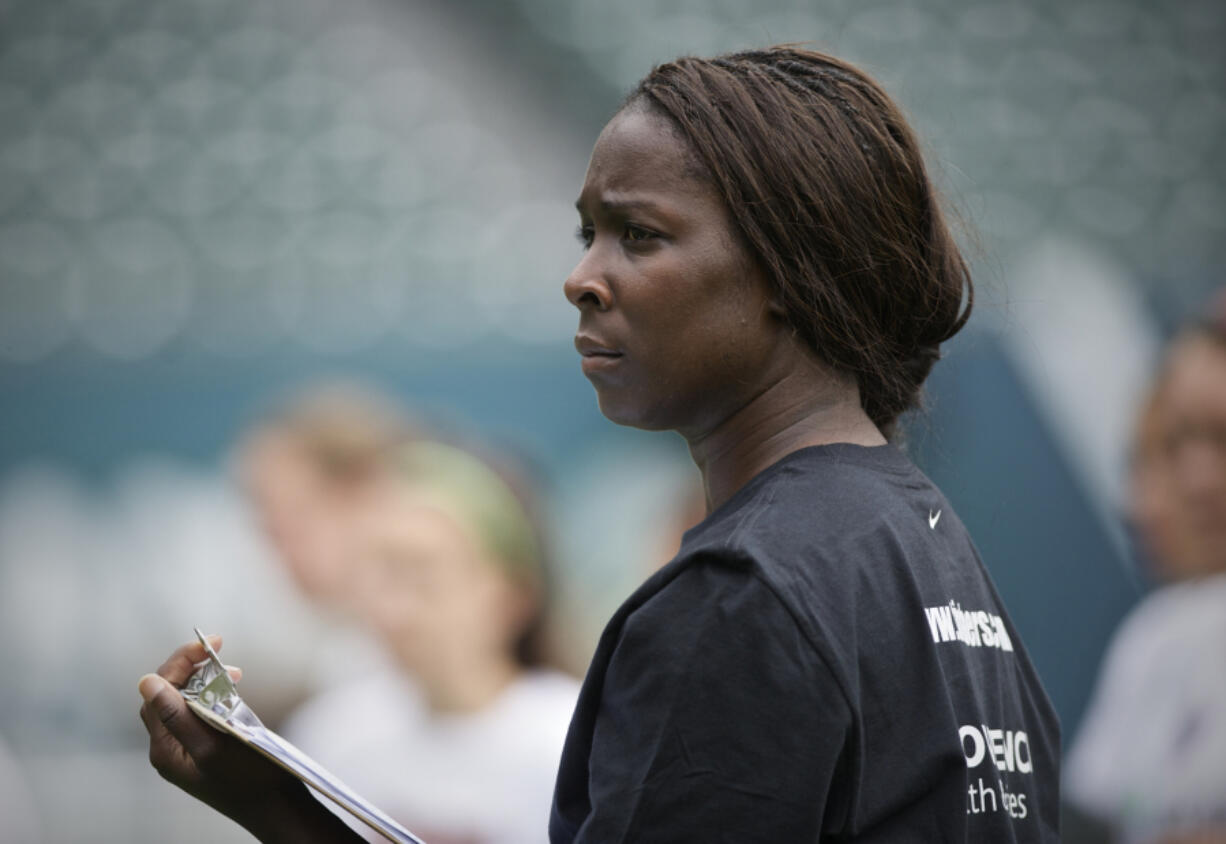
[575,335,623,376]
[580,350,623,376]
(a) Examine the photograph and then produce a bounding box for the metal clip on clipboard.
[181,628,427,844]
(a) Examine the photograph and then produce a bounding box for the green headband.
[393,441,541,588]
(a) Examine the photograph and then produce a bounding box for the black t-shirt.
[550,444,1060,842]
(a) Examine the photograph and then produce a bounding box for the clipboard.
[181,628,427,844]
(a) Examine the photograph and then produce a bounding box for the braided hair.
[629,46,973,438]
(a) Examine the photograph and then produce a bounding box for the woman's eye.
[575,222,656,250]
[624,224,655,242]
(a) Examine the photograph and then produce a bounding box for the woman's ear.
[750,264,787,321]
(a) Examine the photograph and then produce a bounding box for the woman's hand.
[138,635,362,843]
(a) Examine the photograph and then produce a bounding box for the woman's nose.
[563,254,612,311]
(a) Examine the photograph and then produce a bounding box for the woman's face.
[564,105,786,436]
[242,432,360,605]
[1158,333,1226,576]
[356,487,529,676]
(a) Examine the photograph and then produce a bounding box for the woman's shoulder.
[682,442,949,566]
[664,442,989,658]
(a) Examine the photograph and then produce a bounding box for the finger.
[138,673,224,763]
[139,673,184,740]
[140,697,186,770]
[139,675,200,783]
[225,665,243,682]
[156,634,224,687]
[138,681,173,745]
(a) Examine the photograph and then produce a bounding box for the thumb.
[138,673,215,758]
[139,673,181,721]
[138,673,171,704]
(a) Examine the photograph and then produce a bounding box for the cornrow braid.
[629,46,973,438]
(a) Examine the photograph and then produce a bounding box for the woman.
[139,46,1060,842]
[1064,309,1226,844]
[239,382,413,613]
[281,440,578,843]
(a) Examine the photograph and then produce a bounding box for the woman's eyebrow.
[574,194,664,214]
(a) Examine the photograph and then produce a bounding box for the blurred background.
[0,0,1223,840]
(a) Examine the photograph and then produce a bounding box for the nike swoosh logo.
[929,509,941,530]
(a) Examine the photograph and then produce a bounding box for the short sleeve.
[573,558,855,843]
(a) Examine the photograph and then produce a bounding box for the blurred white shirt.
[1065,572,1226,841]
[282,668,580,844]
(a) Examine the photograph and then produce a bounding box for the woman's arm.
[138,636,364,844]
[562,564,853,842]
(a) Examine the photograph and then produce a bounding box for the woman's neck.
[405,648,522,716]
[685,361,884,513]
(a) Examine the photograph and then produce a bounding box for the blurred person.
[644,473,706,575]
[237,381,415,688]
[240,381,414,611]
[1127,300,1226,584]
[1126,385,1187,583]
[280,439,579,843]
[1064,300,1226,844]
[1153,310,1226,579]
[138,46,1060,842]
